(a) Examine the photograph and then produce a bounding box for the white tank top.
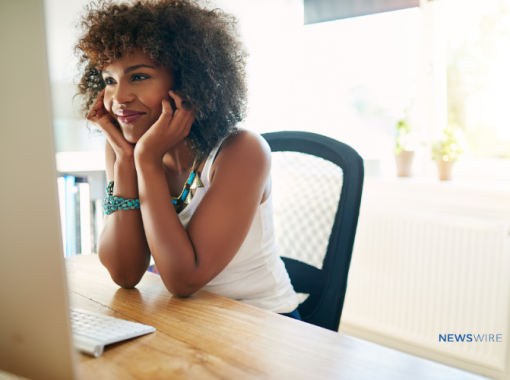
[177,134,299,313]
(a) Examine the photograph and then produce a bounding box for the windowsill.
[362,176,510,221]
[366,175,510,194]
[56,151,105,172]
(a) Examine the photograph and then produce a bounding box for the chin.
[120,127,143,144]
[124,135,141,144]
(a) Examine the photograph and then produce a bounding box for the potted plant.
[394,117,415,177]
[431,126,466,180]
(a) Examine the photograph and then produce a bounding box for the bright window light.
[446,0,510,159]
[245,7,421,162]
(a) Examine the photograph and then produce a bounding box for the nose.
[112,81,135,105]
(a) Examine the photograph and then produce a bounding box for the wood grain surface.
[66,254,487,380]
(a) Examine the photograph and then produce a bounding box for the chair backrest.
[262,131,364,331]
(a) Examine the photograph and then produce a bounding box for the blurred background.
[43,0,510,379]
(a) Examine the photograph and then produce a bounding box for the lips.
[115,110,145,124]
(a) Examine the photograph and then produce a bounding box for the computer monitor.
[0,1,78,379]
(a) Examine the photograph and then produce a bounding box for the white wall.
[43,0,105,152]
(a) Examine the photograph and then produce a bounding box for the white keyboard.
[70,307,156,357]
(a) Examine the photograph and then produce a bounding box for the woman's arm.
[134,91,270,296]
[87,89,151,288]
[97,142,151,288]
[136,129,270,297]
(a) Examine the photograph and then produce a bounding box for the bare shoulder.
[216,129,270,167]
[210,128,271,181]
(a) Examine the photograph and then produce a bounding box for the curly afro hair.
[75,0,248,159]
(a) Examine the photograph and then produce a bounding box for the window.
[446,0,510,159]
[238,3,421,176]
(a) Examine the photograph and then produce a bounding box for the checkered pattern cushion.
[272,152,343,270]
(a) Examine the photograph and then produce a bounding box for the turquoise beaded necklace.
[171,155,204,213]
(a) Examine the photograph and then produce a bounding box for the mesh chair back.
[272,152,343,270]
[263,131,364,331]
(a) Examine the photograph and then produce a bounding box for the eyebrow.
[102,64,156,75]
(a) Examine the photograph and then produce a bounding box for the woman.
[76,0,300,319]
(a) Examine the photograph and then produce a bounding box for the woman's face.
[102,50,174,143]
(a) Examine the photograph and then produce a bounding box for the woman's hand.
[135,91,195,164]
[87,89,134,159]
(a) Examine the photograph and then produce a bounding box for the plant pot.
[394,151,415,177]
[436,160,456,181]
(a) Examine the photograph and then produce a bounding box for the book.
[78,182,91,254]
[57,176,66,256]
[63,175,78,257]
[58,175,93,256]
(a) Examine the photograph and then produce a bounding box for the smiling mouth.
[116,113,145,124]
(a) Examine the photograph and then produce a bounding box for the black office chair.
[262,131,364,331]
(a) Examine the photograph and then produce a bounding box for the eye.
[104,77,116,85]
[132,74,150,82]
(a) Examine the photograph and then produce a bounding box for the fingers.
[87,89,107,120]
[85,89,133,157]
[167,90,196,119]
[173,106,195,140]
[154,99,173,128]
[169,91,195,137]
[158,91,192,125]
[168,90,182,109]
[92,89,105,108]
[152,95,194,141]
[162,98,174,117]
[136,92,196,158]
[88,89,114,128]
[101,123,135,158]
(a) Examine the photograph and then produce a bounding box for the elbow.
[161,278,198,298]
[110,271,142,289]
[97,249,144,289]
[168,285,196,298]
[172,291,194,298]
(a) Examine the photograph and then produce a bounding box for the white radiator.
[341,208,510,372]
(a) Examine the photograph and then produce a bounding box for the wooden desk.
[67,254,487,380]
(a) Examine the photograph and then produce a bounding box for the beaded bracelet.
[102,181,140,215]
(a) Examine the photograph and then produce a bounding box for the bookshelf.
[56,151,106,257]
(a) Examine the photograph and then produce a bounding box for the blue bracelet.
[103,181,140,215]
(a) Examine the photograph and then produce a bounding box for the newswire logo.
[439,334,503,342]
